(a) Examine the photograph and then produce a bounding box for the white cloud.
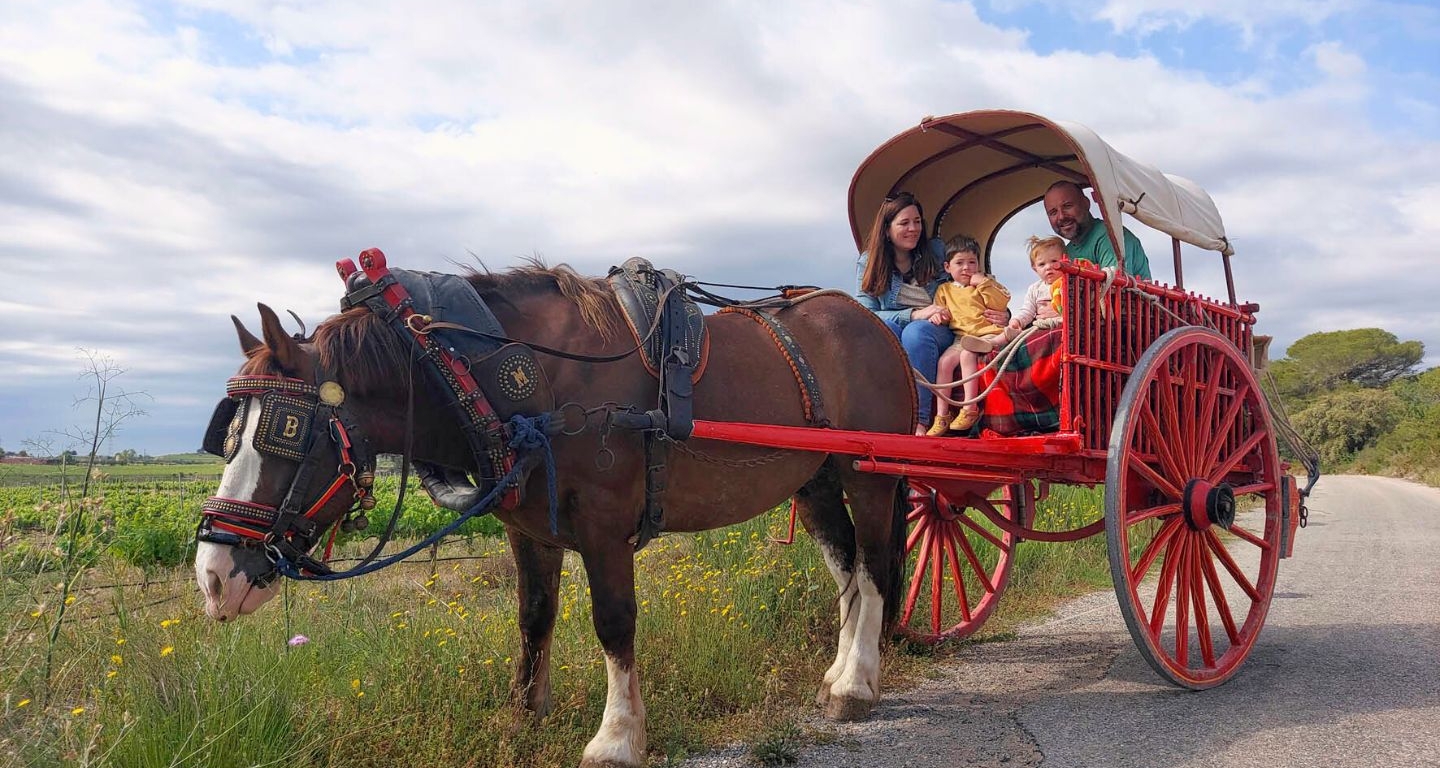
[0,0,1437,450]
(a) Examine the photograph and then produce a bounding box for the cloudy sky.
[1,0,1436,455]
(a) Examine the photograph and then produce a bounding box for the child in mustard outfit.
[926,236,1014,436]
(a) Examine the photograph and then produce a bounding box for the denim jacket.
[853,240,948,325]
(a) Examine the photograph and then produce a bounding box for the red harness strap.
[335,248,521,510]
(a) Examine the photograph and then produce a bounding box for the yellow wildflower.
[71,707,84,716]
[17,699,30,708]
[160,646,174,657]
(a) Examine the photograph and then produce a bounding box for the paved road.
[682,474,1440,767]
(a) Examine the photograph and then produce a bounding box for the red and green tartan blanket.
[973,327,1063,436]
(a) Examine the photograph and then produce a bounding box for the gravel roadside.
[678,589,1126,768]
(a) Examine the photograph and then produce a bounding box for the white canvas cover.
[848,110,1234,274]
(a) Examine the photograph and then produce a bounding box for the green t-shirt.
[1067,219,1151,279]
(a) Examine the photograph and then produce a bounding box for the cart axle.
[1184,479,1236,530]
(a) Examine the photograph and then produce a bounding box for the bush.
[1291,388,1402,464]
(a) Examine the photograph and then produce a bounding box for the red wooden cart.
[692,110,1319,689]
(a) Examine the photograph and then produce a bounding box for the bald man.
[1042,181,1151,279]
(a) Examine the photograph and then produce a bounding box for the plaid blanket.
[972,327,1062,436]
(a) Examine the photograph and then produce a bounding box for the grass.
[0,478,1114,767]
[0,461,225,486]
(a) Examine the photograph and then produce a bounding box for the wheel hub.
[1183,479,1235,530]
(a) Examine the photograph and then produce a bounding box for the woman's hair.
[860,192,936,296]
[1025,235,1066,265]
[944,234,981,261]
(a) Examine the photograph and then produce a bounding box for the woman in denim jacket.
[855,192,954,432]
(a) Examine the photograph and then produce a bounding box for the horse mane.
[238,260,619,392]
[465,258,621,342]
[235,310,410,397]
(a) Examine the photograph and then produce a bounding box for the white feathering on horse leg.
[816,545,858,704]
[580,654,647,768]
[826,564,883,721]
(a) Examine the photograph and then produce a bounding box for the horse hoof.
[578,760,642,768]
[825,694,875,721]
[814,684,831,708]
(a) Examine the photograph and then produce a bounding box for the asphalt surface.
[681,474,1440,768]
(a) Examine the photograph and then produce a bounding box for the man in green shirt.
[1043,181,1151,279]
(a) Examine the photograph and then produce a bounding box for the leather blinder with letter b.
[254,393,315,461]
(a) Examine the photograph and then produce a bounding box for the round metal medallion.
[496,353,539,402]
[318,381,346,406]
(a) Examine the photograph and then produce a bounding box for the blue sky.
[0,0,1436,455]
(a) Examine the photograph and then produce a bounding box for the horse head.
[194,303,383,620]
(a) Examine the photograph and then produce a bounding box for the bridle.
[197,373,376,586]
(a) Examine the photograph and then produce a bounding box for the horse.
[193,261,914,768]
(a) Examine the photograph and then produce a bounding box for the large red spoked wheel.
[1106,327,1283,689]
[898,482,1023,643]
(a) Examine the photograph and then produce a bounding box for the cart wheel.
[898,482,1023,643]
[1106,327,1283,689]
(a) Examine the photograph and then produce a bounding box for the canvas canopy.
[848,110,1234,273]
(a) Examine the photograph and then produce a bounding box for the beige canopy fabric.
[848,110,1233,274]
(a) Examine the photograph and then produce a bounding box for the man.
[1042,180,1151,280]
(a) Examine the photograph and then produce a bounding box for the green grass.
[0,461,225,486]
[0,477,1113,767]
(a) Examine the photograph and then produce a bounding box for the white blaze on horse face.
[580,654,647,767]
[194,399,280,621]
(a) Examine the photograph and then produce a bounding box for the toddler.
[1009,235,1066,333]
[926,236,1012,436]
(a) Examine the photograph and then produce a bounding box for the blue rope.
[276,412,557,581]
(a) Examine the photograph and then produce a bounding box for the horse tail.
[881,478,908,636]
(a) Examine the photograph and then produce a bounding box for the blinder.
[254,392,316,461]
[201,397,246,461]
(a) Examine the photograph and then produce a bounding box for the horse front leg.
[578,539,646,768]
[508,527,564,716]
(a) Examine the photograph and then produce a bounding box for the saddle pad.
[606,257,709,384]
[382,269,554,419]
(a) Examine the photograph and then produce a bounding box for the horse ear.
[232,315,263,357]
[257,303,308,374]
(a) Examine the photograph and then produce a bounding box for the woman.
[854,192,953,433]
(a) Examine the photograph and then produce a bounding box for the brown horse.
[193,263,913,767]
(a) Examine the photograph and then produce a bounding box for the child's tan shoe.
[925,415,951,437]
[949,406,980,432]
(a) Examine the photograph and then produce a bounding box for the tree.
[1271,328,1423,403]
[114,448,139,465]
[39,349,150,693]
[1291,388,1403,464]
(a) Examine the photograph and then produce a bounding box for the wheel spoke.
[941,525,974,623]
[954,522,997,594]
[1227,522,1272,551]
[1204,529,1261,602]
[1148,531,1183,635]
[902,524,935,626]
[1189,535,1216,667]
[1140,405,1189,489]
[1193,349,1227,470]
[1156,361,1191,476]
[930,530,945,635]
[955,509,1006,550]
[1128,501,1182,526]
[1229,481,1275,497]
[1198,537,1241,644]
[1127,452,1184,500]
[1208,428,1268,485]
[1200,383,1251,473]
[1130,516,1184,583]
[906,514,931,553]
[1179,345,1199,476]
[1174,532,1192,667]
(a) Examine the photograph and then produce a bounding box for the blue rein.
[275,412,559,582]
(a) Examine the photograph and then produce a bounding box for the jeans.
[885,319,954,423]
